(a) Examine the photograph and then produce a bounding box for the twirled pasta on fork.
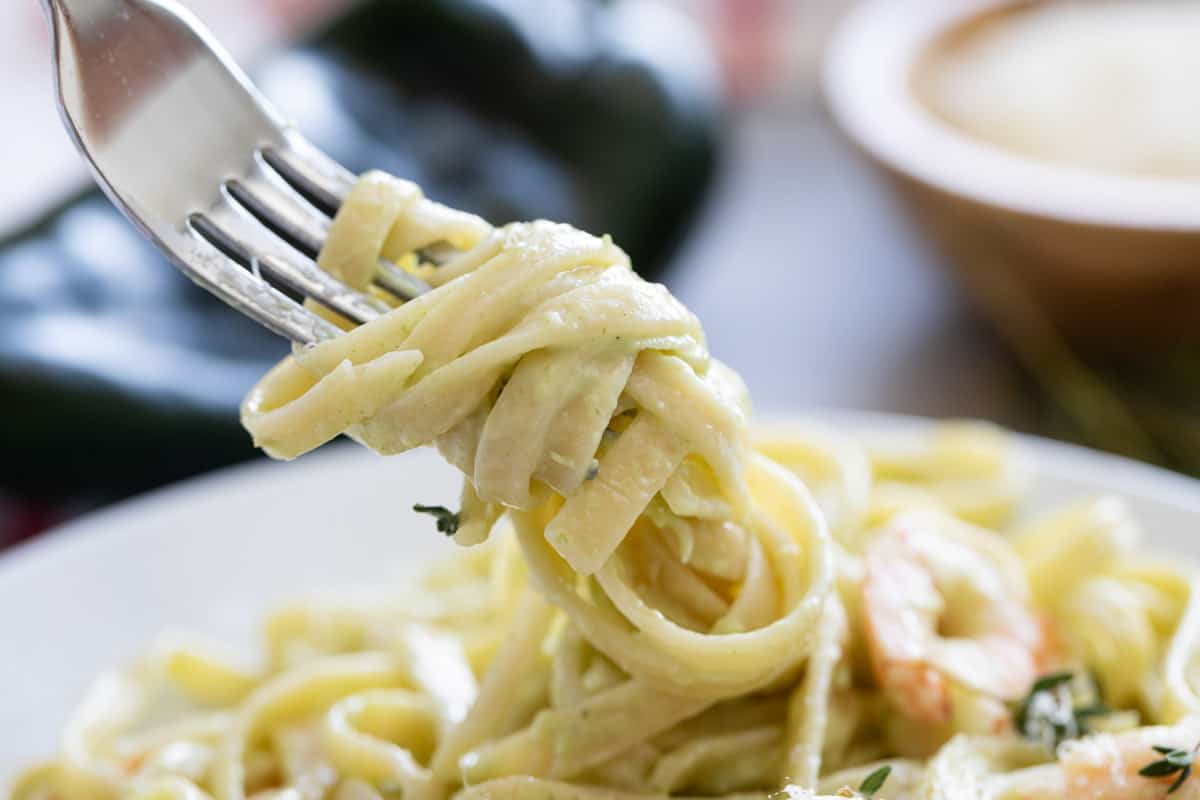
[243,171,834,706]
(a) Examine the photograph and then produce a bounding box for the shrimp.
[861,511,1049,732]
[1055,716,1200,799]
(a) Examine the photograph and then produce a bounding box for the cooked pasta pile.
[13,172,1200,800]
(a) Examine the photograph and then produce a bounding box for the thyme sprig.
[1013,671,1110,750]
[1140,742,1199,794]
[413,504,461,535]
[858,765,891,798]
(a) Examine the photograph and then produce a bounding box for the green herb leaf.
[1013,671,1112,750]
[858,765,891,798]
[1139,742,1198,794]
[1143,760,1186,777]
[1169,765,1193,794]
[1073,702,1111,720]
[1028,671,1075,694]
[413,504,461,535]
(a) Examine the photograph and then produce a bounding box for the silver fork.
[40,0,432,344]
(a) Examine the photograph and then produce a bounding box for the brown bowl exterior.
[882,165,1200,352]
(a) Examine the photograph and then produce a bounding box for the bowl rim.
[822,0,1200,232]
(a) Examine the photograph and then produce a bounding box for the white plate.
[3,413,1200,781]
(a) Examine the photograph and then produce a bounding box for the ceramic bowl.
[824,0,1200,350]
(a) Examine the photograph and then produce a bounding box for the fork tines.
[188,141,431,334]
[42,0,433,345]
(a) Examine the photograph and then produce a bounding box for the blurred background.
[2,0,1197,551]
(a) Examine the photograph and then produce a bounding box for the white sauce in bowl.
[918,1,1200,179]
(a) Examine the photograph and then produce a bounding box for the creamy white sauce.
[919,1,1200,178]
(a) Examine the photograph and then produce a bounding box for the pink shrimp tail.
[880,661,953,724]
